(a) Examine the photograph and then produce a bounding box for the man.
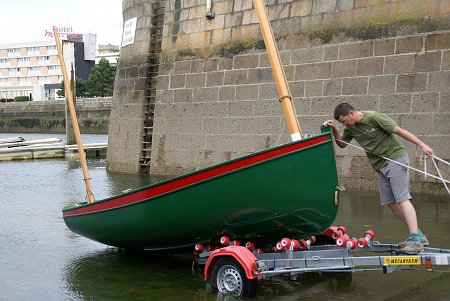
[323,103,434,254]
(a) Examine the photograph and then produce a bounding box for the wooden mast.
[252,0,302,141]
[53,26,95,203]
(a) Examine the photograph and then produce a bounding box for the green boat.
[63,127,339,252]
[60,0,339,253]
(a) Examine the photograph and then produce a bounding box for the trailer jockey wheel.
[210,258,257,298]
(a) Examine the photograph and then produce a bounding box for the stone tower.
[108,0,450,194]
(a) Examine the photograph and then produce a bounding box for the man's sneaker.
[400,237,424,254]
[398,235,429,248]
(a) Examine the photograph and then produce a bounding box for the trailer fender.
[204,246,260,280]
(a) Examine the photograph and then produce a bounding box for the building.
[96,44,120,65]
[0,41,61,101]
[0,34,97,101]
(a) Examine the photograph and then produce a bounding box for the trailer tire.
[210,257,257,298]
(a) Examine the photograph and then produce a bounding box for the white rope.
[421,153,427,179]
[431,156,450,195]
[334,139,450,191]
[420,153,428,179]
[433,155,450,166]
[276,120,286,146]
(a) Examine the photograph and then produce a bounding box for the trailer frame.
[198,241,450,298]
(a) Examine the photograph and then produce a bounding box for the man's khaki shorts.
[377,154,411,205]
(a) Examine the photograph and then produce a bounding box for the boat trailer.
[194,227,450,298]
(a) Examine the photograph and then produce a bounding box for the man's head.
[334,103,357,126]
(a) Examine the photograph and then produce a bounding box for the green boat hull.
[63,129,339,252]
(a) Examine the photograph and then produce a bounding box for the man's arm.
[392,126,434,156]
[322,120,351,148]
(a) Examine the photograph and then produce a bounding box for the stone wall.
[0,98,111,134]
[106,0,157,174]
[147,0,450,194]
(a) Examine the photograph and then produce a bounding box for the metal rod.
[252,0,302,141]
[52,26,95,203]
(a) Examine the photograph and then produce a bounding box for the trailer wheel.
[210,257,257,298]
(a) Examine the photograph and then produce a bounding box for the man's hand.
[322,119,349,148]
[421,144,434,157]
[322,120,336,128]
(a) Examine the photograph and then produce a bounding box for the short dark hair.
[334,103,355,120]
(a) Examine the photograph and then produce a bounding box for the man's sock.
[409,233,420,241]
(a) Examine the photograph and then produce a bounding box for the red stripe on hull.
[63,135,329,217]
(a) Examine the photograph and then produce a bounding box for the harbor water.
[0,133,449,301]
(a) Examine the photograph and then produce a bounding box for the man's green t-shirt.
[342,111,405,171]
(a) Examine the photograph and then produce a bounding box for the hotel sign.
[121,17,137,47]
[45,26,81,39]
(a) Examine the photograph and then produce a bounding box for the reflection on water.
[63,250,208,301]
[64,250,354,301]
[0,133,449,300]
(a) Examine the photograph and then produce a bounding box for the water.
[1,133,449,301]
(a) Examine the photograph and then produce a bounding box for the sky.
[0,0,124,47]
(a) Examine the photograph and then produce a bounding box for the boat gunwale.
[63,132,333,216]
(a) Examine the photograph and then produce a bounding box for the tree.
[57,58,116,98]
[74,78,91,98]
[86,58,116,97]
[57,78,91,98]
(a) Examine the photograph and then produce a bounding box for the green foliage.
[74,78,91,98]
[57,58,116,98]
[57,82,64,98]
[15,96,30,102]
[57,78,90,98]
[87,58,116,97]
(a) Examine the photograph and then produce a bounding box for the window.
[0,58,10,67]
[47,45,57,54]
[19,77,31,85]
[18,57,31,66]
[28,67,41,75]
[27,47,40,55]
[48,65,61,74]
[0,78,11,86]
[9,68,21,75]
[21,90,32,96]
[37,56,50,64]
[7,48,20,57]
[38,76,52,84]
